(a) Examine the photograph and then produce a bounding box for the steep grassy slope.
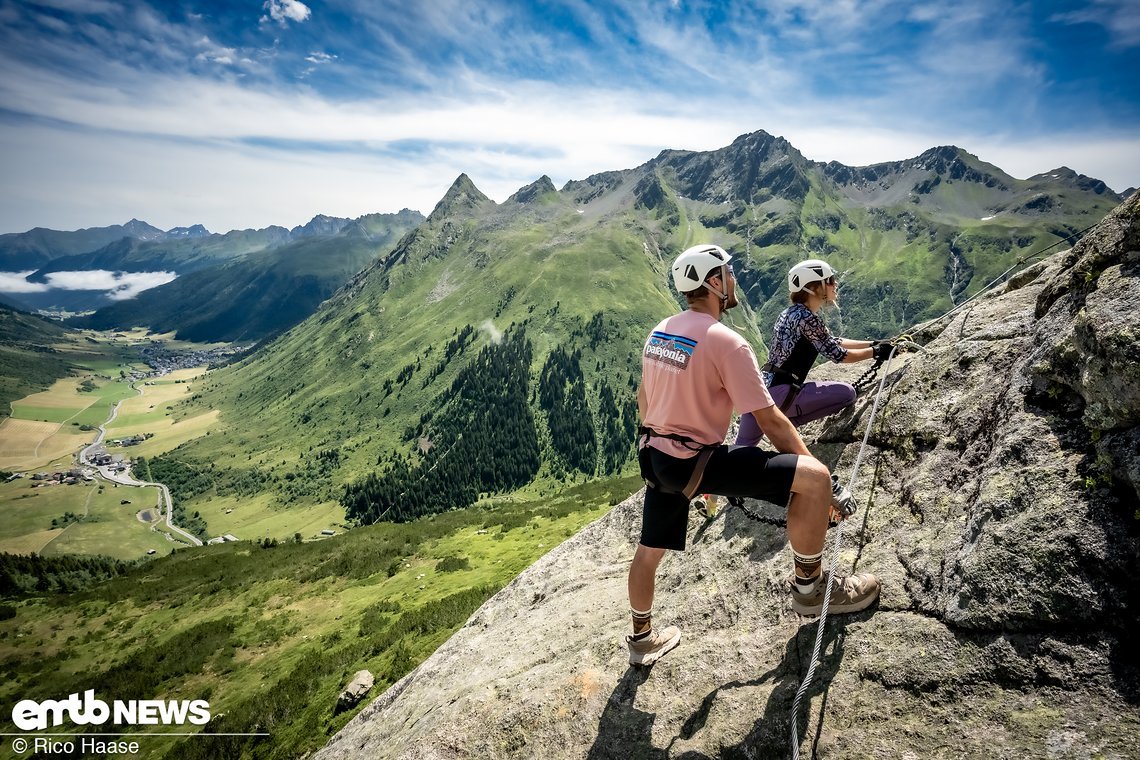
[152,174,686,531]
[0,476,640,760]
[0,306,98,416]
[0,303,140,417]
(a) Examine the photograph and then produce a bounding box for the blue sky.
[1,0,1138,234]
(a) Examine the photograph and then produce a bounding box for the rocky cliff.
[314,195,1140,759]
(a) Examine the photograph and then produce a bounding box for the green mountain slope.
[145,131,1122,532]
[70,211,424,342]
[0,304,75,413]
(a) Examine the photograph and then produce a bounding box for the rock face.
[316,195,1140,759]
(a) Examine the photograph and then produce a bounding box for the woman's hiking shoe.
[691,494,718,519]
[625,625,681,666]
[790,572,880,617]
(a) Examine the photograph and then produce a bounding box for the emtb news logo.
[11,690,210,730]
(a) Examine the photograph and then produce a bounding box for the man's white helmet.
[788,259,836,293]
[671,244,732,293]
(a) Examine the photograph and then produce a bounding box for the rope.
[747,220,1097,754]
[789,344,899,760]
[783,221,1093,755]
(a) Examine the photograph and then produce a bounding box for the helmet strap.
[706,266,730,312]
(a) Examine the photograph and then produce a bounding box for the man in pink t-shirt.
[626,244,881,666]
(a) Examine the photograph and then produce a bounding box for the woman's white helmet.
[788,259,836,293]
[671,244,732,293]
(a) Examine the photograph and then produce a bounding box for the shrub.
[435,556,470,573]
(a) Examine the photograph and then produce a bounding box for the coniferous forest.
[539,346,597,475]
[341,317,640,525]
[342,325,541,523]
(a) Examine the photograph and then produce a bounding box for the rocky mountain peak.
[650,129,810,204]
[120,218,165,240]
[429,173,492,220]
[316,195,1140,759]
[165,223,210,238]
[506,175,556,205]
[291,214,352,239]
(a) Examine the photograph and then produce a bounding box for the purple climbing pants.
[735,381,857,447]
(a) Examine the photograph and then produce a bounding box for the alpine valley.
[0,130,1134,760]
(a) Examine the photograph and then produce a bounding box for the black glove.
[871,341,893,363]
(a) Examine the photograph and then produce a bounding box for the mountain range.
[0,130,1130,524]
[0,210,423,340]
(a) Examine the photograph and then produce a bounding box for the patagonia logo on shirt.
[645,331,696,370]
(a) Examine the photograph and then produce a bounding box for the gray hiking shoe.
[791,572,880,617]
[625,625,681,666]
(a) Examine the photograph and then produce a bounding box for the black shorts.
[639,445,799,551]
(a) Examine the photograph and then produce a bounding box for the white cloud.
[27,0,120,15]
[0,271,49,293]
[42,270,178,299]
[0,269,176,299]
[194,36,238,66]
[305,51,336,64]
[262,0,311,26]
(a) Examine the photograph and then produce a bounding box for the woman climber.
[734,258,892,447]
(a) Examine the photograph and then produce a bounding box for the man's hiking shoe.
[791,573,880,617]
[625,625,681,666]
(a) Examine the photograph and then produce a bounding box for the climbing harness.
[637,426,717,501]
[760,361,806,413]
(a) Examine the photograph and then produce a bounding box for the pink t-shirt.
[641,310,774,458]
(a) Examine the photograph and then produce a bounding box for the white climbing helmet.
[788,258,836,293]
[671,244,733,293]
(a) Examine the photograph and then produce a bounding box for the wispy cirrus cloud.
[1050,0,1140,49]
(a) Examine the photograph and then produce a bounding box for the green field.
[10,374,139,425]
[40,482,178,560]
[0,479,72,554]
[0,333,225,558]
[0,478,177,559]
[192,491,343,542]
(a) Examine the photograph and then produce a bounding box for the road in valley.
[79,385,203,547]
